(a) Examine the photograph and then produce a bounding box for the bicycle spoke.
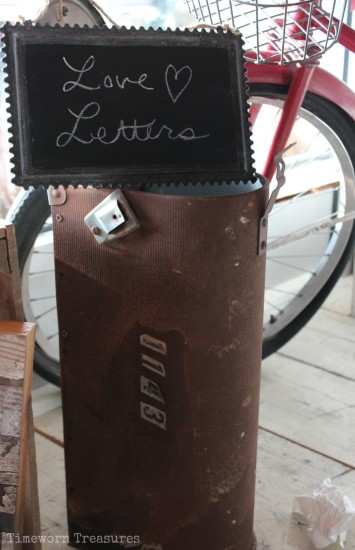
[268,233,339,243]
[264,299,284,313]
[35,305,57,320]
[265,287,298,296]
[267,257,316,275]
[271,186,341,217]
[30,295,56,301]
[267,253,331,258]
[29,269,55,275]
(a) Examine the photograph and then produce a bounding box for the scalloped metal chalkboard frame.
[2,23,255,189]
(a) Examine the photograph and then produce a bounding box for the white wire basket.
[185,0,348,64]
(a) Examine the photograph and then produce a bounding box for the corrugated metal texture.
[52,186,267,550]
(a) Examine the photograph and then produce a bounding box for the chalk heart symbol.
[165,64,193,104]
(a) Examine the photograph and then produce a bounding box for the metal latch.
[84,190,140,245]
[258,143,296,255]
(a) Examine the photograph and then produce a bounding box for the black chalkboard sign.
[3,24,254,188]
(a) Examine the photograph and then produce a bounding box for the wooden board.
[0,221,23,323]
[265,276,355,467]
[34,408,64,448]
[0,219,41,549]
[260,353,355,468]
[279,276,355,380]
[320,274,353,316]
[0,322,36,545]
[278,317,355,381]
[32,386,62,420]
[23,399,42,550]
[34,434,67,546]
[255,430,355,550]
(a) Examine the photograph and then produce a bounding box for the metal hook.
[258,142,296,255]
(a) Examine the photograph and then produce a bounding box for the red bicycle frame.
[247,17,355,181]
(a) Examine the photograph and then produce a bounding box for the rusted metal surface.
[52,185,268,549]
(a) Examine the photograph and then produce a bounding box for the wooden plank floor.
[31,275,355,549]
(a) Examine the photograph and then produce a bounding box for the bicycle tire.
[249,84,355,358]
[9,188,59,385]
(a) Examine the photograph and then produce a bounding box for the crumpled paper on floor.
[293,478,355,549]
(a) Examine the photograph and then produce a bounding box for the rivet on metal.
[56,214,63,222]
[47,185,67,206]
[61,329,68,338]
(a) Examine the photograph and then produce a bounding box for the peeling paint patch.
[225,226,236,240]
[209,341,238,359]
[209,452,248,503]
[242,395,252,408]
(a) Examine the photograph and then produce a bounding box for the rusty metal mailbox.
[50,182,268,550]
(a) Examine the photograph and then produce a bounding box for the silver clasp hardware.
[84,190,140,245]
[258,143,296,255]
[47,185,67,206]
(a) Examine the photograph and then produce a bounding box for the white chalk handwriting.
[62,55,154,92]
[56,102,210,147]
[165,64,192,104]
[58,56,210,148]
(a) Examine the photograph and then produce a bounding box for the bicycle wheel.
[249,84,355,358]
[10,86,355,385]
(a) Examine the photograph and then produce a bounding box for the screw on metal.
[61,329,68,338]
[55,214,63,222]
[91,226,101,235]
